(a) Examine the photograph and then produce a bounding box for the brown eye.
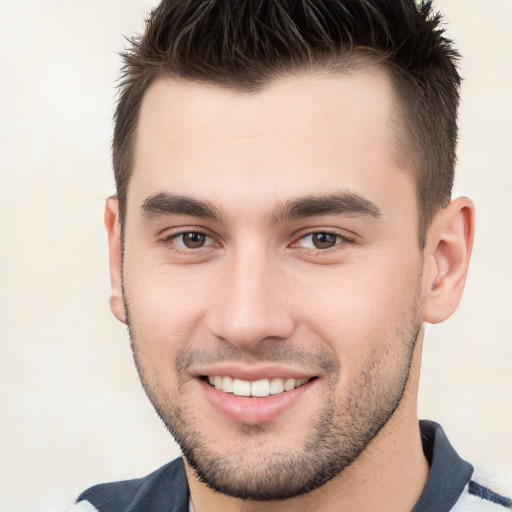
[296,232,342,250]
[311,233,338,249]
[180,232,207,248]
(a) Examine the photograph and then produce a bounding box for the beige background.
[0,1,511,511]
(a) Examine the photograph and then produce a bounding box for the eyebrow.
[141,193,225,221]
[141,191,382,223]
[269,192,382,223]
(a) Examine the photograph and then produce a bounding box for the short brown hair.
[113,0,461,248]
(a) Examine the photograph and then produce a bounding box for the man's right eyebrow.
[141,193,224,221]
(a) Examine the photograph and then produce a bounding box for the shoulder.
[451,469,512,511]
[69,457,189,512]
[415,421,511,512]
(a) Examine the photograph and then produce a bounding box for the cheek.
[122,252,218,372]
[289,255,422,357]
[125,274,209,337]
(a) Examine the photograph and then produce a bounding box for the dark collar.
[412,420,473,512]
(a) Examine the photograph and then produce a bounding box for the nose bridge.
[207,241,295,347]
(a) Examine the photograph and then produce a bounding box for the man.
[72,0,510,511]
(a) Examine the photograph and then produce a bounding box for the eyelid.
[290,228,355,248]
[177,232,213,248]
[157,226,354,252]
[298,232,343,248]
[160,228,219,250]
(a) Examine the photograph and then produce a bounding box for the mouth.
[198,372,319,424]
[201,375,317,398]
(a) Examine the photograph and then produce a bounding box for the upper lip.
[193,364,318,381]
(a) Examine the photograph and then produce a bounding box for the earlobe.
[104,197,126,324]
[423,197,475,324]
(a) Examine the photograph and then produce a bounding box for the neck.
[187,332,429,512]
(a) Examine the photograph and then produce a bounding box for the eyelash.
[161,229,352,254]
[163,231,217,252]
[292,231,349,251]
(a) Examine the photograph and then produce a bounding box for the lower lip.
[199,379,316,424]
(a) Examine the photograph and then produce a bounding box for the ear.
[423,197,475,324]
[104,197,126,324]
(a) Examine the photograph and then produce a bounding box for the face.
[118,69,425,500]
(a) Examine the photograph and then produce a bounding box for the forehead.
[130,69,414,219]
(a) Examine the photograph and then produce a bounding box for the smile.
[199,373,319,423]
[205,376,313,397]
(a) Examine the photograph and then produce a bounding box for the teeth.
[251,379,270,397]
[233,378,251,396]
[206,376,311,397]
[284,378,296,391]
[269,378,284,395]
[222,376,234,393]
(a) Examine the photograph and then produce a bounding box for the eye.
[296,232,344,250]
[173,232,212,249]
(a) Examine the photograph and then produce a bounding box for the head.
[113,0,462,249]
[105,0,474,504]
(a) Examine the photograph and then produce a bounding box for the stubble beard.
[125,292,423,501]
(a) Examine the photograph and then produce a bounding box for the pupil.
[313,233,336,249]
[184,233,206,248]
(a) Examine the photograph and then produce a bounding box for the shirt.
[71,420,511,512]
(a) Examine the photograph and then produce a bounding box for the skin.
[105,68,475,512]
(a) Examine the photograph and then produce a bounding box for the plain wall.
[0,1,511,510]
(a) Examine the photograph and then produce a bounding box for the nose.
[206,246,296,349]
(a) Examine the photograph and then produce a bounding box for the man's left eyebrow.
[269,192,382,223]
